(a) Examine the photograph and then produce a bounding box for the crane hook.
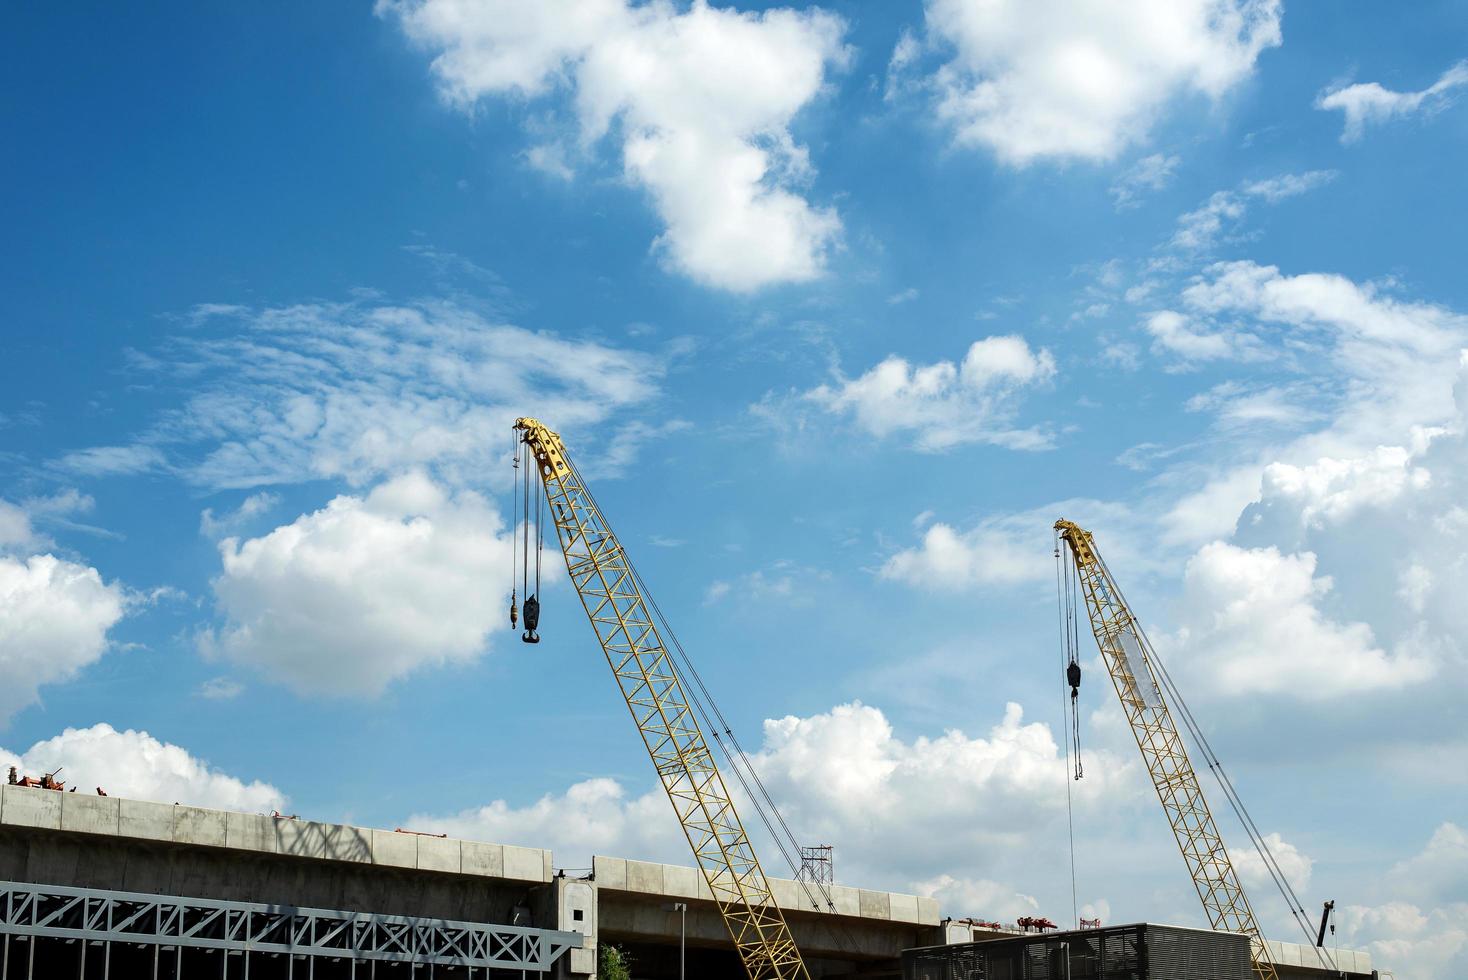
[521,594,540,644]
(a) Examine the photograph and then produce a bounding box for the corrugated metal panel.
[1147,924,1251,980]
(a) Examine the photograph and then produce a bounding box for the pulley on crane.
[510,426,543,643]
[1055,541,1085,781]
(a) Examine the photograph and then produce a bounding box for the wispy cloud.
[56,297,668,492]
[1318,61,1468,142]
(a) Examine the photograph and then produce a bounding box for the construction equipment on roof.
[512,417,812,980]
[1054,519,1281,980]
[7,767,65,791]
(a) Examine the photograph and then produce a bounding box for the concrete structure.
[0,785,1376,979]
[0,785,938,977]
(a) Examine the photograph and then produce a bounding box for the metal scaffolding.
[0,879,582,978]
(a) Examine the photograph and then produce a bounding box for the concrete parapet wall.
[0,784,551,885]
[590,854,942,963]
[590,854,938,927]
[1267,939,1373,977]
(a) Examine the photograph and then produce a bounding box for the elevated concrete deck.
[0,785,949,976]
[0,782,553,884]
[592,854,939,926]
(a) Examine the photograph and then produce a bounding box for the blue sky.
[3,2,1467,975]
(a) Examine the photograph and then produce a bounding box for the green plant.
[599,942,633,980]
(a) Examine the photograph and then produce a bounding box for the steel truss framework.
[1055,521,1278,980]
[517,418,809,980]
[0,880,581,977]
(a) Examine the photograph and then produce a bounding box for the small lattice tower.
[797,845,833,887]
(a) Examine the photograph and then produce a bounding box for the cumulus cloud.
[383,0,849,291]
[0,501,42,552]
[0,724,284,811]
[89,300,663,491]
[883,500,1144,593]
[1318,61,1468,143]
[0,554,127,723]
[803,335,1056,451]
[1232,831,1312,893]
[1340,902,1468,980]
[917,0,1281,163]
[883,519,1049,590]
[1334,824,1468,979]
[1165,542,1435,699]
[409,777,678,867]
[912,874,1038,921]
[1257,446,1431,528]
[202,472,515,697]
[411,700,1124,894]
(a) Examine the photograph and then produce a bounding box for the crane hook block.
[509,590,518,629]
[1067,660,1082,697]
[521,594,540,644]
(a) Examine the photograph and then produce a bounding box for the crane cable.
[562,453,861,953]
[510,433,519,629]
[1053,536,1081,929]
[1094,551,1339,975]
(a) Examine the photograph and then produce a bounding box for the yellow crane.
[514,418,810,980]
[1054,519,1279,980]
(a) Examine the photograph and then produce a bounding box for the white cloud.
[1239,169,1337,203]
[1183,261,1463,356]
[383,0,849,291]
[0,724,284,811]
[105,300,663,491]
[1341,901,1468,980]
[1386,822,1468,905]
[1171,191,1247,252]
[883,520,1048,590]
[1151,264,1468,544]
[409,700,1125,891]
[918,0,1281,164]
[700,560,827,608]
[408,777,678,867]
[912,874,1038,921]
[0,554,127,723]
[1258,446,1430,528]
[1165,542,1435,699]
[1318,61,1468,143]
[197,676,244,700]
[202,472,515,697]
[1170,171,1334,251]
[0,501,42,551]
[804,335,1056,451]
[54,445,169,478]
[1145,309,1264,363]
[1184,381,1323,429]
[1232,831,1312,893]
[1333,823,1468,979]
[200,492,280,540]
[1110,153,1180,209]
[884,500,1144,592]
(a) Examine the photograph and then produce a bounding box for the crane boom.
[516,418,810,980]
[1054,520,1278,980]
